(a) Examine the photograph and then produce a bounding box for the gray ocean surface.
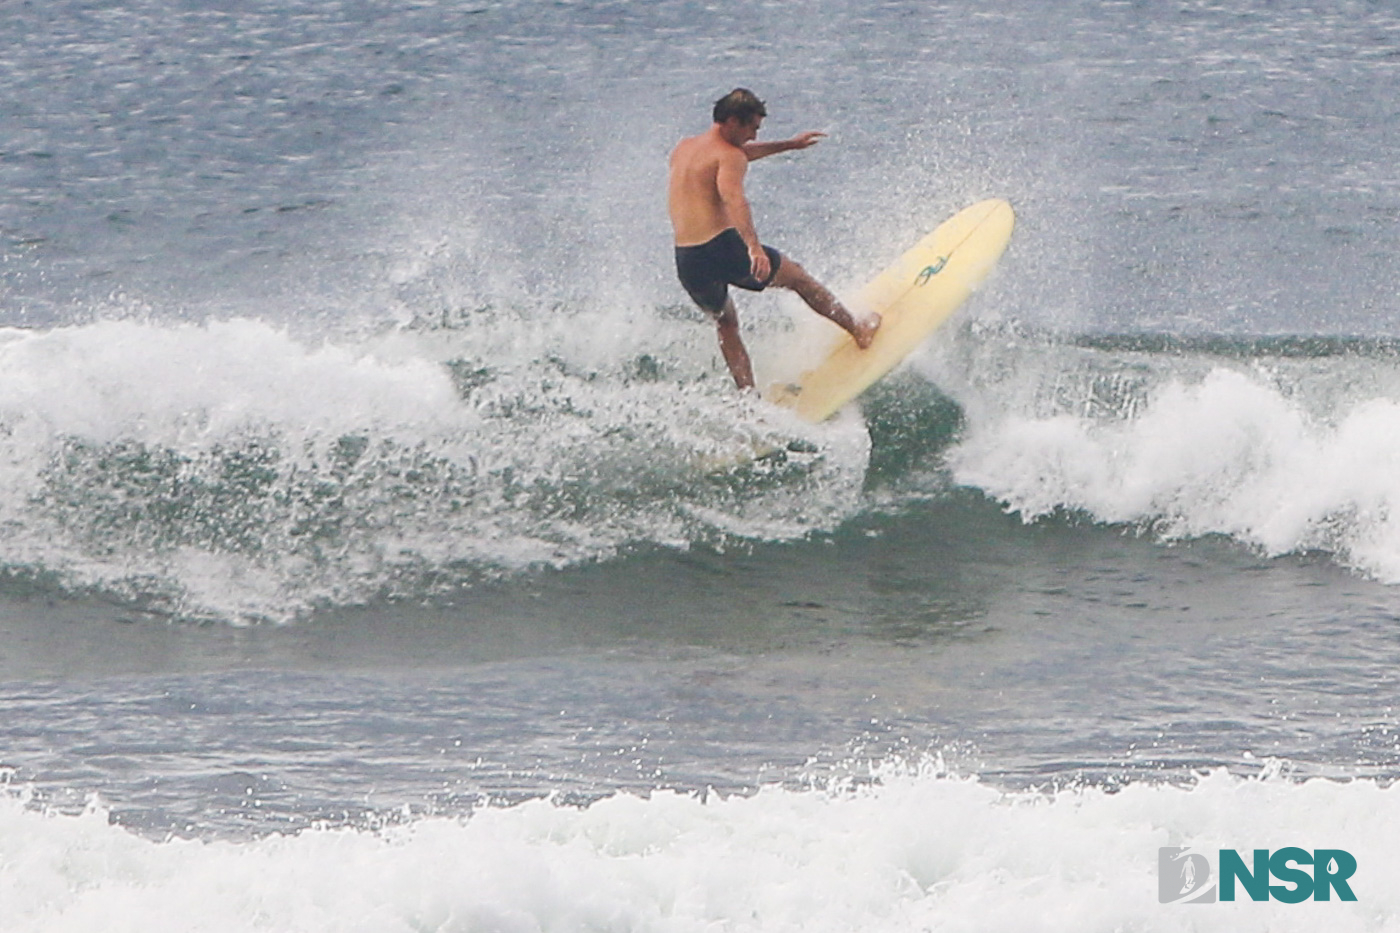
[4,1,1400,930]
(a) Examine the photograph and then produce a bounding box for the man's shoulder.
[670,133,702,157]
[673,130,743,166]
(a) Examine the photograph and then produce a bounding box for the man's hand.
[788,130,827,150]
[749,247,771,283]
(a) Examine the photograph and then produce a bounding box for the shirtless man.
[669,88,880,390]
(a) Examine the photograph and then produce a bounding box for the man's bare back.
[668,131,742,248]
[668,89,879,390]
[668,121,766,248]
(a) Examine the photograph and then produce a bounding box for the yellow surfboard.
[766,198,1015,422]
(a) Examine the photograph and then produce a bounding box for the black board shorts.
[674,228,782,316]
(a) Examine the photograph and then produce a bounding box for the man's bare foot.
[852,313,881,349]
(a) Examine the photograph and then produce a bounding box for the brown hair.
[712,88,767,125]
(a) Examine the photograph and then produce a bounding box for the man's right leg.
[771,258,880,349]
[714,299,755,390]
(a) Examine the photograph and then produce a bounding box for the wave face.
[9,313,1400,622]
[0,316,871,622]
[937,331,1400,582]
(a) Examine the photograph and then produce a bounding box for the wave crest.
[943,331,1400,581]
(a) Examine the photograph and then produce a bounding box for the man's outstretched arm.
[743,130,827,161]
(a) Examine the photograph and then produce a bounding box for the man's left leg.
[713,298,756,389]
[771,258,880,348]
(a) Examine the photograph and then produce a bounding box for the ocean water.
[4,0,1400,929]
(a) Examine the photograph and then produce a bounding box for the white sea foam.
[3,764,1397,932]
[0,318,466,444]
[943,340,1400,583]
[0,317,870,622]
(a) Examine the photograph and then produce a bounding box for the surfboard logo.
[915,257,948,285]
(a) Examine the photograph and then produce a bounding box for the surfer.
[669,88,880,390]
